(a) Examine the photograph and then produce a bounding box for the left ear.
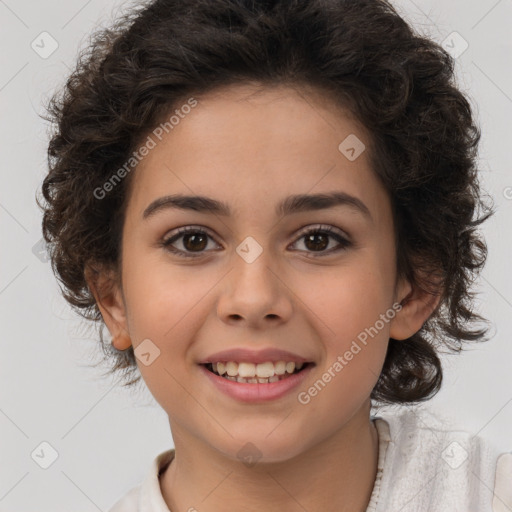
[389,275,442,340]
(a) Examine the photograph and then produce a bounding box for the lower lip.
[199,363,314,402]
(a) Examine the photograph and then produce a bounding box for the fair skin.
[87,83,440,512]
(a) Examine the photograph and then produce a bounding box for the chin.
[212,432,309,466]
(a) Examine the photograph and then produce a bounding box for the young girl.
[38,0,511,510]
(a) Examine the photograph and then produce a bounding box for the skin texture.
[88,83,440,511]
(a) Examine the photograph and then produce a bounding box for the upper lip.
[199,348,312,365]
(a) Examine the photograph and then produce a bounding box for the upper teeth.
[212,361,304,378]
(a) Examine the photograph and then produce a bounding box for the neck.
[160,402,379,512]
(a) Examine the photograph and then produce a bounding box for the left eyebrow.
[142,192,373,222]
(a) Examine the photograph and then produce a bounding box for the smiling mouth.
[203,363,314,384]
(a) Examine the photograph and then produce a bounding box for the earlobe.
[84,264,132,350]
[389,277,442,341]
[111,331,132,351]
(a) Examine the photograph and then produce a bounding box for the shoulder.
[494,452,512,512]
[372,406,512,511]
[106,448,175,512]
[107,485,140,512]
[376,406,502,458]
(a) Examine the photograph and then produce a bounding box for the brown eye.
[160,224,352,259]
[181,232,208,251]
[161,227,220,258]
[290,225,352,256]
[303,232,329,251]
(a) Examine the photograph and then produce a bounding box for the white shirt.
[108,408,512,511]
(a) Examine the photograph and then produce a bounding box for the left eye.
[290,225,352,255]
[160,225,352,258]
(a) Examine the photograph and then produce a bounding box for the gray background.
[1,0,511,510]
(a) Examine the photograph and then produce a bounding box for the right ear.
[84,264,132,350]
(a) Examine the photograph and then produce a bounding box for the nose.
[216,241,293,328]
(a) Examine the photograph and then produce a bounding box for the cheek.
[122,248,208,338]
[121,260,212,408]
[298,278,391,421]
[305,263,394,338]
[300,255,394,384]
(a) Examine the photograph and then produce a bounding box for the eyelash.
[160,225,352,259]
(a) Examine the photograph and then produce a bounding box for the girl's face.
[102,83,414,462]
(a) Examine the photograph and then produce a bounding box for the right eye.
[160,226,222,258]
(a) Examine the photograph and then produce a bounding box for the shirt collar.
[139,449,175,512]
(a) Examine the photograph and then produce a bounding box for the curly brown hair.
[37,0,494,404]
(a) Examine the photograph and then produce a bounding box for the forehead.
[126,83,387,220]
